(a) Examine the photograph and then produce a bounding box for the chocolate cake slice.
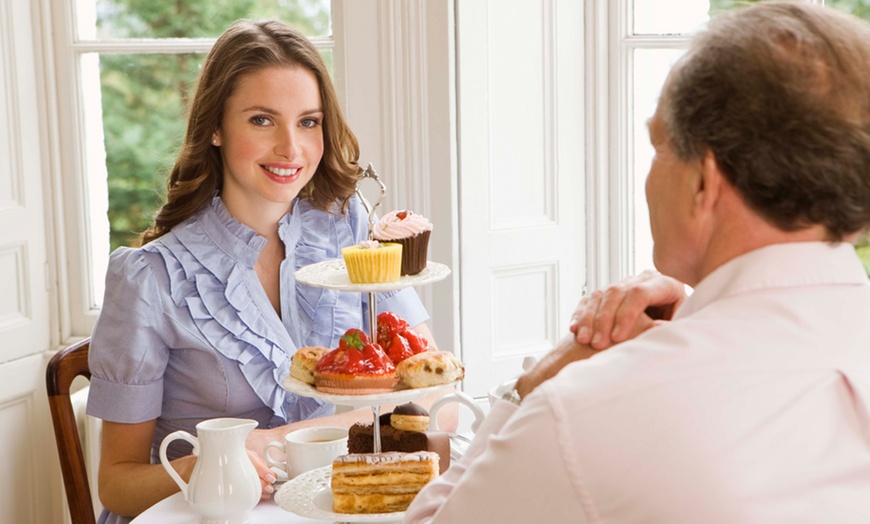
[348,403,451,473]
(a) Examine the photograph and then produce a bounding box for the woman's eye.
[301,118,320,128]
[251,115,271,126]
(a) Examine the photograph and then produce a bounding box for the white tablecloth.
[130,492,330,524]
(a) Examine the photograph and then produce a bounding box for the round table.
[130,492,330,523]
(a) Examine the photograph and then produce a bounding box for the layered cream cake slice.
[331,451,439,514]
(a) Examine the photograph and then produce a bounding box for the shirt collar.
[674,241,868,320]
[197,194,299,267]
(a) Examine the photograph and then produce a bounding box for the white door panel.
[457,0,585,396]
[0,0,49,359]
[0,0,55,522]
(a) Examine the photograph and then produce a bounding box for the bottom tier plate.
[275,465,405,523]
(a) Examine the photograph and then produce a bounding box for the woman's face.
[214,65,324,220]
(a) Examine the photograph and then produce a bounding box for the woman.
[86,19,435,522]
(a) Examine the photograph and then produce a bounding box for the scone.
[289,346,330,385]
[396,351,464,389]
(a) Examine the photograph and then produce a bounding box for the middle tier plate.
[283,376,459,407]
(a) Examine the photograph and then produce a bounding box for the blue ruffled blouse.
[87,194,428,458]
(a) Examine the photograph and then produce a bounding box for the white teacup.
[487,356,538,406]
[487,377,518,407]
[264,426,348,479]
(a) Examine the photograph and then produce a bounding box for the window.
[604,0,859,283]
[51,0,332,333]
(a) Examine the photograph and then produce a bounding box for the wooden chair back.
[46,339,96,524]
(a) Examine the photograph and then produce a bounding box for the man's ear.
[694,150,723,215]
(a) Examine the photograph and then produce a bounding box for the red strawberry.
[377,312,409,348]
[339,328,368,350]
[400,328,429,355]
[385,333,414,364]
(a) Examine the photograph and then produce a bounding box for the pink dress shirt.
[405,242,870,523]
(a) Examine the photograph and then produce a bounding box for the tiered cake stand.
[277,165,455,522]
[286,259,452,450]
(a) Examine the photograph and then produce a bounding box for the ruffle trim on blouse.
[145,197,308,422]
[291,198,363,349]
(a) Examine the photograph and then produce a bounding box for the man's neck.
[695,201,830,286]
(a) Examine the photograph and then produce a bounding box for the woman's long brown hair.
[139,20,361,245]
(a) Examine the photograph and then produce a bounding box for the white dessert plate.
[283,376,460,408]
[295,259,450,292]
[275,465,405,523]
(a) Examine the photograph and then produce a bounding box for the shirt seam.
[543,385,602,523]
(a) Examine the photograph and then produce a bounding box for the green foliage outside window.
[98,0,330,250]
[832,0,870,275]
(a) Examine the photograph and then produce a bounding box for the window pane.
[825,1,870,23]
[78,0,332,40]
[634,0,781,35]
[632,48,685,274]
[709,0,774,17]
[633,0,709,34]
[99,52,203,251]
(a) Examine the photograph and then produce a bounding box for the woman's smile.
[261,163,303,183]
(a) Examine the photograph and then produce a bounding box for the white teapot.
[159,418,260,524]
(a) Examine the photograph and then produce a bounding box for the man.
[405,3,870,522]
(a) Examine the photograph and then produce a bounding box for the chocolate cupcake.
[372,210,433,276]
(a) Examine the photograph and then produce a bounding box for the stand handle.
[355,163,387,241]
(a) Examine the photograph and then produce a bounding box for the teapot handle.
[428,390,486,434]
[159,430,199,499]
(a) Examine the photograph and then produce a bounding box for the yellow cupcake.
[342,241,402,284]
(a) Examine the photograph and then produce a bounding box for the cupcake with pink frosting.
[372,210,433,275]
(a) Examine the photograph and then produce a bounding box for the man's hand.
[570,270,686,350]
[514,334,598,399]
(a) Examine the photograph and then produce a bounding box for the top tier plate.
[295,259,450,292]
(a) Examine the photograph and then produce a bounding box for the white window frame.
[585,0,692,291]
[586,0,823,291]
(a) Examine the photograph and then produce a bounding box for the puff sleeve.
[86,247,171,424]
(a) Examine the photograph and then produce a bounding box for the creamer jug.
[160,418,260,524]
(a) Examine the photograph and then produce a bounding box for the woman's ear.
[211,133,221,147]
